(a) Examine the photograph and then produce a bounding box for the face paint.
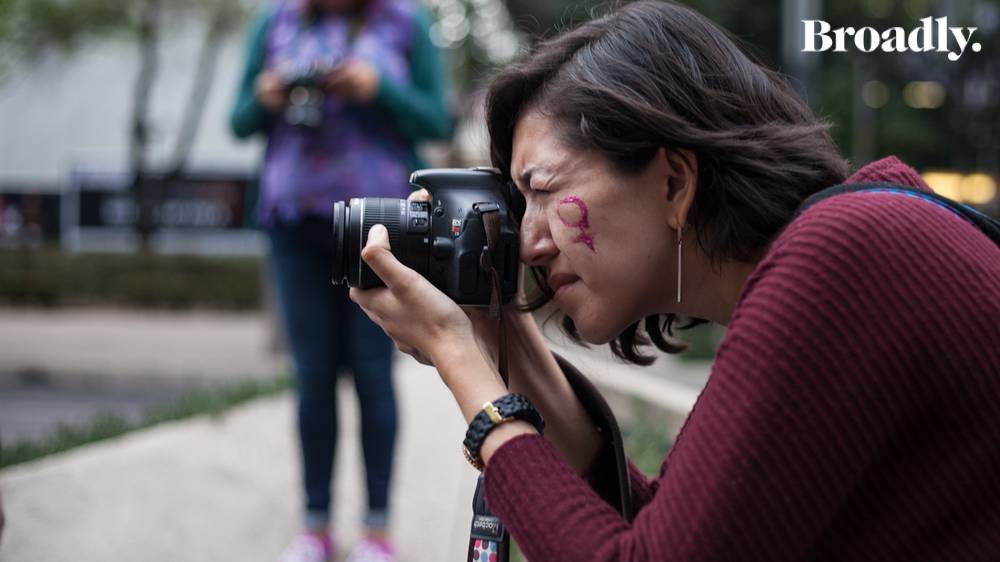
[557,196,596,252]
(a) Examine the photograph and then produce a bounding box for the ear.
[659,148,697,230]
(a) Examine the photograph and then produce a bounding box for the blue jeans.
[268,216,397,529]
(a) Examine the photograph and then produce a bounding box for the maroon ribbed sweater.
[484,157,1000,561]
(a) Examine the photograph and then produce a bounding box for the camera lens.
[332,200,348,284]
[331,197,410,288]
[289,86,311,105]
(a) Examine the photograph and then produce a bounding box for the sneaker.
[345,537,396,562]
[278,531,334,562]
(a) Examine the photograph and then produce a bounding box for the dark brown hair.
[486,0,849,364]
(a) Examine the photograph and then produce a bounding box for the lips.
[547,272,580,296]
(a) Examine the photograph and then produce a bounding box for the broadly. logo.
[803,17,981,61]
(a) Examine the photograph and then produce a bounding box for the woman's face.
[511,111,678,344]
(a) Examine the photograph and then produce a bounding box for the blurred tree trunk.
[128,0,160,252]
[167,0,239,179]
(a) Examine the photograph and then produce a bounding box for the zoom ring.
[364,199,403,252]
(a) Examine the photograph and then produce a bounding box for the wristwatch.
[462,393,544,471]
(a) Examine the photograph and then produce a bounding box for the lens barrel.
[332,198,408,288]
[332,200,348,284]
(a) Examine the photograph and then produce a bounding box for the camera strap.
[794,182,1000,246]
[480,209,509,384]
[467,205,511,562]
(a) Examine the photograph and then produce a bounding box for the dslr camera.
[331,168,520,305]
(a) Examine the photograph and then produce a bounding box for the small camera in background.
[280,57,341,130]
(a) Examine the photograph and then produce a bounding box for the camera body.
[332,168,520,305]
[282,62,336,130]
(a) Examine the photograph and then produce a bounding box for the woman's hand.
[348,224,476,379]
[350,223,514,429]
[325,59,380,103]
[254,70,288,112]
[404,189,530,362]
[360,190,596,469]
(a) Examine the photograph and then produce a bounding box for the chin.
[571,313,625,346]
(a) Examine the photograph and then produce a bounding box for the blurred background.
[0,0,996,560]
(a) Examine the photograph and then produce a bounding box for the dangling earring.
[676,224,684,304]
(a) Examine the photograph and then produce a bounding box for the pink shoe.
[345,537,396,562]
[278,531,334,562]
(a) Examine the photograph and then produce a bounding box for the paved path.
[0,308,289,444]
[0,308,710,562]
[0,308,287,388]
[1,357,477,562]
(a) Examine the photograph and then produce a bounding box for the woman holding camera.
[230,0,452,561]
[351,1,1000,560]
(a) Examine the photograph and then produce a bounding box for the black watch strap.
[463,393,544,469]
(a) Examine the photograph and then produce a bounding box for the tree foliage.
[0,0,246,79]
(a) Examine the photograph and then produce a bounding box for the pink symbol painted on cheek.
[557,196,596,252]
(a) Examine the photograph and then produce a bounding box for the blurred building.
[0,8,264,254]
[1,0,996,251]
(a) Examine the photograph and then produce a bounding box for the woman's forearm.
[431,338,509,423]
[481,311,606,474]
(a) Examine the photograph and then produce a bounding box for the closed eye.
[503,182,526,222]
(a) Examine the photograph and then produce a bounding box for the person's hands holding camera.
[325,59,380,103]
[349,222,535,458]
[254,69,288,112]
[352,186,600,470]
[403,189,530,364]
[349,223,481,381]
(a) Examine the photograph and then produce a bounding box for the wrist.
[463,393,544,470]
[431,337,509,423]
[480,420,537,466]
[362,72,381,103]
[428,329,478,374]
[371,69,397,107]
[472,308,533,357]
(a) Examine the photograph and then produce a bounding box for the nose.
[519,205,558,267]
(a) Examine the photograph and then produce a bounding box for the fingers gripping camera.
[331,168,520,305]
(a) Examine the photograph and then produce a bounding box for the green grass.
[0,248,263,309]
[621,399,674,478]
[0,374,291,469]
[677,322,726,361]
[511,540,525,562]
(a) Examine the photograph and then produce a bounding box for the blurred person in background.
[352,1,1000,560]
[229,0,453,560]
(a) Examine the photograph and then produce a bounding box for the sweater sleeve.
[371,7,454,143]
[484,193,1000,561]
[625,460,658,512]
[229,8,274,140]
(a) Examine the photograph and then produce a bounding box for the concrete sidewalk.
[0,308,287,388]
[0,308,710,562]
[0,356,477,562]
